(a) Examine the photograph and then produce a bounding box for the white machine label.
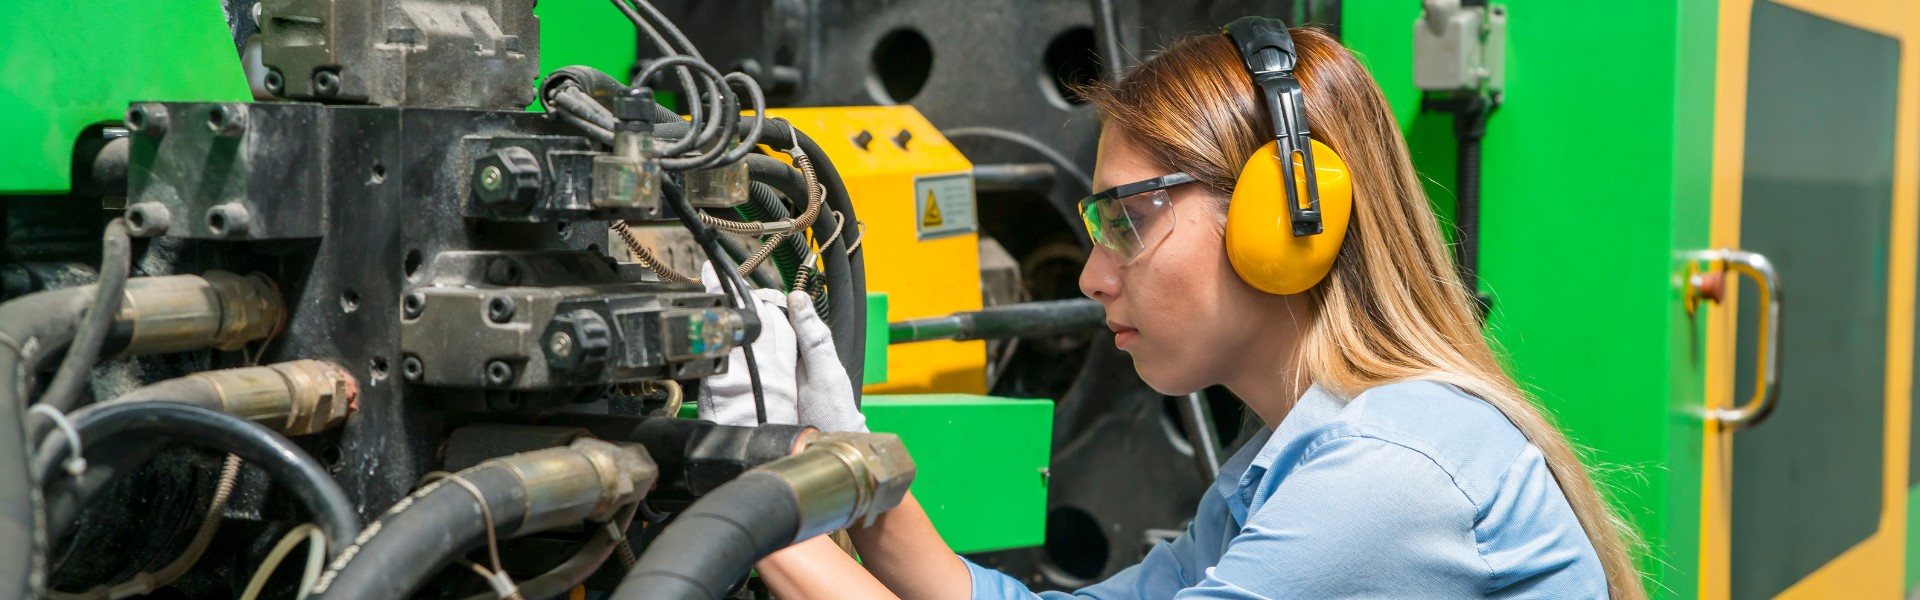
[914,172,977,241]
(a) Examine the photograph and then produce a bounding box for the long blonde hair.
[1082,28,1645,598]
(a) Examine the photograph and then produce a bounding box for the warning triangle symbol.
[922,191,945,228]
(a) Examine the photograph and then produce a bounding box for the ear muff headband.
[1221,17,1354,295]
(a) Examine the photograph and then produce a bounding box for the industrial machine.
[13,0,1920,599]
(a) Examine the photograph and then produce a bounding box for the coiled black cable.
[30,403,359,558]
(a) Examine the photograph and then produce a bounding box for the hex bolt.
[401,291,426,319]
[549,331,574,358]
[402,355,424,381]
[126,104,168,137]
[207,104,247,137]
[486,296,516,323]
[485,360,515,386]
[313,70,342,97]
[206,203,251,237]
[125,202,172,237]
[479,165,503,191]
[851,129,874,150]
[263,69,285,96]
[892,129,913,149]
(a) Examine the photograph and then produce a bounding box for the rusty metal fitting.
[114,272,283,356]
[763,431,916,538]
[189,360,358,436]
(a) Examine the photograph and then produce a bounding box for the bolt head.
[472,147,543,207]
[485,360,515,386]
[402,291,426,319]
[402,355,424,381]
[545,309,612,374]
[486,296,517,323]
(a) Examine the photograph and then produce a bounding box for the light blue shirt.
[964,380,1607,599]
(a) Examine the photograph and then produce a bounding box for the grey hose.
[36,219,131,419]
[0,283,102,599]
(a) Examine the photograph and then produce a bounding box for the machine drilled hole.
[869,28,934,104]
[403,249,422,277]
[370,356,390,379]
[340,289,360,313]
[1041,507,1108,583]
[371,163,387,184]
[1042,27,1099,106]
[207,106,227,130]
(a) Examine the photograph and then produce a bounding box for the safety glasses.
[1078,172,1197,265]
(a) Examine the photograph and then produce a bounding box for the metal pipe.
[973,163,1058,193]
[889,298,1105,344]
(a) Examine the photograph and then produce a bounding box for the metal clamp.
[1687,249,1782,430]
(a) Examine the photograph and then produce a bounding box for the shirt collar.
[1211,383,1344,525]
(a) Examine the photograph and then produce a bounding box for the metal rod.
[888,298,1104,344]
[1175,391,1223,482]
[973,163,1058,193]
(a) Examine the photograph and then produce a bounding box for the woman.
[756,22,1644,599]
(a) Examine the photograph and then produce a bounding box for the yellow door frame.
[1701,0,1919,598]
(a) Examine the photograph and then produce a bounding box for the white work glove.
[693,262,866,433]
[696,262,799,425]
[787,290,866,433]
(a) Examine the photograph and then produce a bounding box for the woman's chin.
[1131,357,1206,397]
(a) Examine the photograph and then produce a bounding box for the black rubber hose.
[610,471,800,600]
[308,465,528,600]
[0,284,99,600]
[1090,0,1127,82]
[742,154,809,205]
[29,403,359,557]
[37,376,220,541]
[1448,96,1492,318]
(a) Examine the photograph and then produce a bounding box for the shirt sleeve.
[1174,434,1488,598]
[961,511,1207,600]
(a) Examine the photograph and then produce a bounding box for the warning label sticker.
[913,172,976,241]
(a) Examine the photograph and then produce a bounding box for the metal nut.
[207,104,247,137]
[472,147,544,207]
[485,360,515,386]
[313,70,342,97]
[125,202,172,237]
[402,355,425,381]
[126,104,168,137]
[486,296,517,323]
[207,203,251,237]
[402,291,426,319]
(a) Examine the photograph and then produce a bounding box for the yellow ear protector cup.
[1225,138,1353,295]
[1222,16,1351,295]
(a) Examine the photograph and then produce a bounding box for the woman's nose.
[1080,247,1122,301]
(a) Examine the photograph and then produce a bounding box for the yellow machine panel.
[767,106,986,394]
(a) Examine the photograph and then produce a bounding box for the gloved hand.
[696,262,798,425]
[694,263,865,433]
[786,289,866,433]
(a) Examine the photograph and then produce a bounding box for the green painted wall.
[0,0,250,194]
[1343,2,1714,596]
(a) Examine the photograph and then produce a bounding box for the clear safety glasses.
[1077,172,1197,265]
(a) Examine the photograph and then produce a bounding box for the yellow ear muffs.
[1224,138,1353,295]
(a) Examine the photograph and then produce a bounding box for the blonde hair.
[1082,28,1646,599]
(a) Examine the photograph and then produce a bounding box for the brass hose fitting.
[112,271,282,356]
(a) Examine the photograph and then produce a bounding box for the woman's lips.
[1110,323,1139,349]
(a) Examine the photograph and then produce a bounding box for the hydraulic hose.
[29,402,358,556]
[38,219,131,418]
[38,360,357,539]
[611,432,915,600]
[308,438,656,600]
[0,282,99,599]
